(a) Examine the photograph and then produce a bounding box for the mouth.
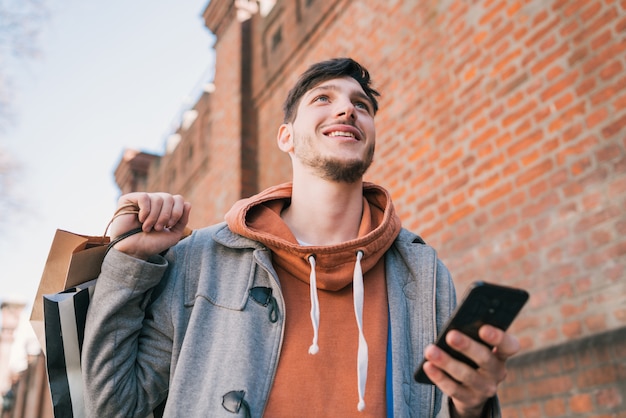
[322,125,363,141]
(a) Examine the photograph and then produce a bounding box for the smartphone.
[414,281,529,385]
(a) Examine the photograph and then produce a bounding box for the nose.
[335,98,356,120]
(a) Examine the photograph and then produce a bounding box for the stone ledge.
[509,326,626,367]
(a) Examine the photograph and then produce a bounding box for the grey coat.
[82,223,499,417]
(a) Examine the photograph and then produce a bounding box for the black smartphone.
[414,281,529,385]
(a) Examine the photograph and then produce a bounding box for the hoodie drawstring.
[353,250,367,411]
[307,255,320,355]
[305,251,368,412]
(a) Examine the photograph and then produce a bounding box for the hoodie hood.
[225,182,402,291]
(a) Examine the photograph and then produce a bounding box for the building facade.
[113,0,626,416]
[0,302,52,418]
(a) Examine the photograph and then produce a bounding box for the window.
[271,27,282,51]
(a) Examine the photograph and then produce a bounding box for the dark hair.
[282,57,380,123]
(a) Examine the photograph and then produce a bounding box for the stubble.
[294,134,375,183]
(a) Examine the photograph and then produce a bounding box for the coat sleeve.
[436,396,501,418]
[433,259,502,418]
[81,248,174,418]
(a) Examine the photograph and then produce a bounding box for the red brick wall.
[148,5,246,227]
[120,0,626,415]
[501,328,626,417]
[245,0,626,350]
[243,0,626,415]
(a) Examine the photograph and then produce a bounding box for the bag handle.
[105,227,144,256]
[103,203,141,237]
[102,203,192,257]
[103,203,142,256]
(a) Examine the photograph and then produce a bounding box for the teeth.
[328,131,355,138]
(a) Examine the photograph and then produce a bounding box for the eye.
[354,100,373,114]
[313,95,329,103]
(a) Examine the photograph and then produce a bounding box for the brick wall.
[501,327,626,417]
[242,0,626,349]
[115,0,626,415]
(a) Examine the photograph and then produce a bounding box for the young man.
[83,58,518,417]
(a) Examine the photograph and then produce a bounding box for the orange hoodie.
[225,182,401,417]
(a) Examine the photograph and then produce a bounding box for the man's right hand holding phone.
[422,324,521,418]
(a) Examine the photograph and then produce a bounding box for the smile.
[322,124,363,141]
[327,131,356,139]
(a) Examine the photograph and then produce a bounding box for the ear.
[277,123,294,153]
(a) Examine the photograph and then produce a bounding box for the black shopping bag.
[43,279,96,418]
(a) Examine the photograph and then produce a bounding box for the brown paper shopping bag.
[31,208,189,418]
[29,230,110,355]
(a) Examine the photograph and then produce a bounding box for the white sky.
[0,0,215,309]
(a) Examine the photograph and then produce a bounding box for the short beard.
[299,143,375,183]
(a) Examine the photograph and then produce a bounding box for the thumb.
[171,202,192,235]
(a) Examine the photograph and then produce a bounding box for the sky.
[0,0,215,313]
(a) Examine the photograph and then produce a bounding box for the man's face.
[282,77,376,183]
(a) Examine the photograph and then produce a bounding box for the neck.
[282,172,364,246]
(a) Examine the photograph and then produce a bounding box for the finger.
[140,197,159,232]
[118,193,145,217]
[424,343,477,386]
[166,195,187,228]
[425,342,501,408]
[109,194,144,236]
[422,358,454,387]
[422,347,480,405]
[131,193,152,225]
[479,326,521,360]
[477,325,504,346]
[170,201,192,233]
[445,330,494,369]
[422,346,456,384]
[423,362,482,411]
[444,328,510,388]
[154,194,188,231]
[141,194,169,232]
[153,194,176,231]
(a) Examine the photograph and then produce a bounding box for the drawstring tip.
[308,344,319,355]
[357,400,365,411]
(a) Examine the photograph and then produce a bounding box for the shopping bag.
[30,203,140,354]
[43,279,96,418]
[30,230,110,355]
[31,204,188,418]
